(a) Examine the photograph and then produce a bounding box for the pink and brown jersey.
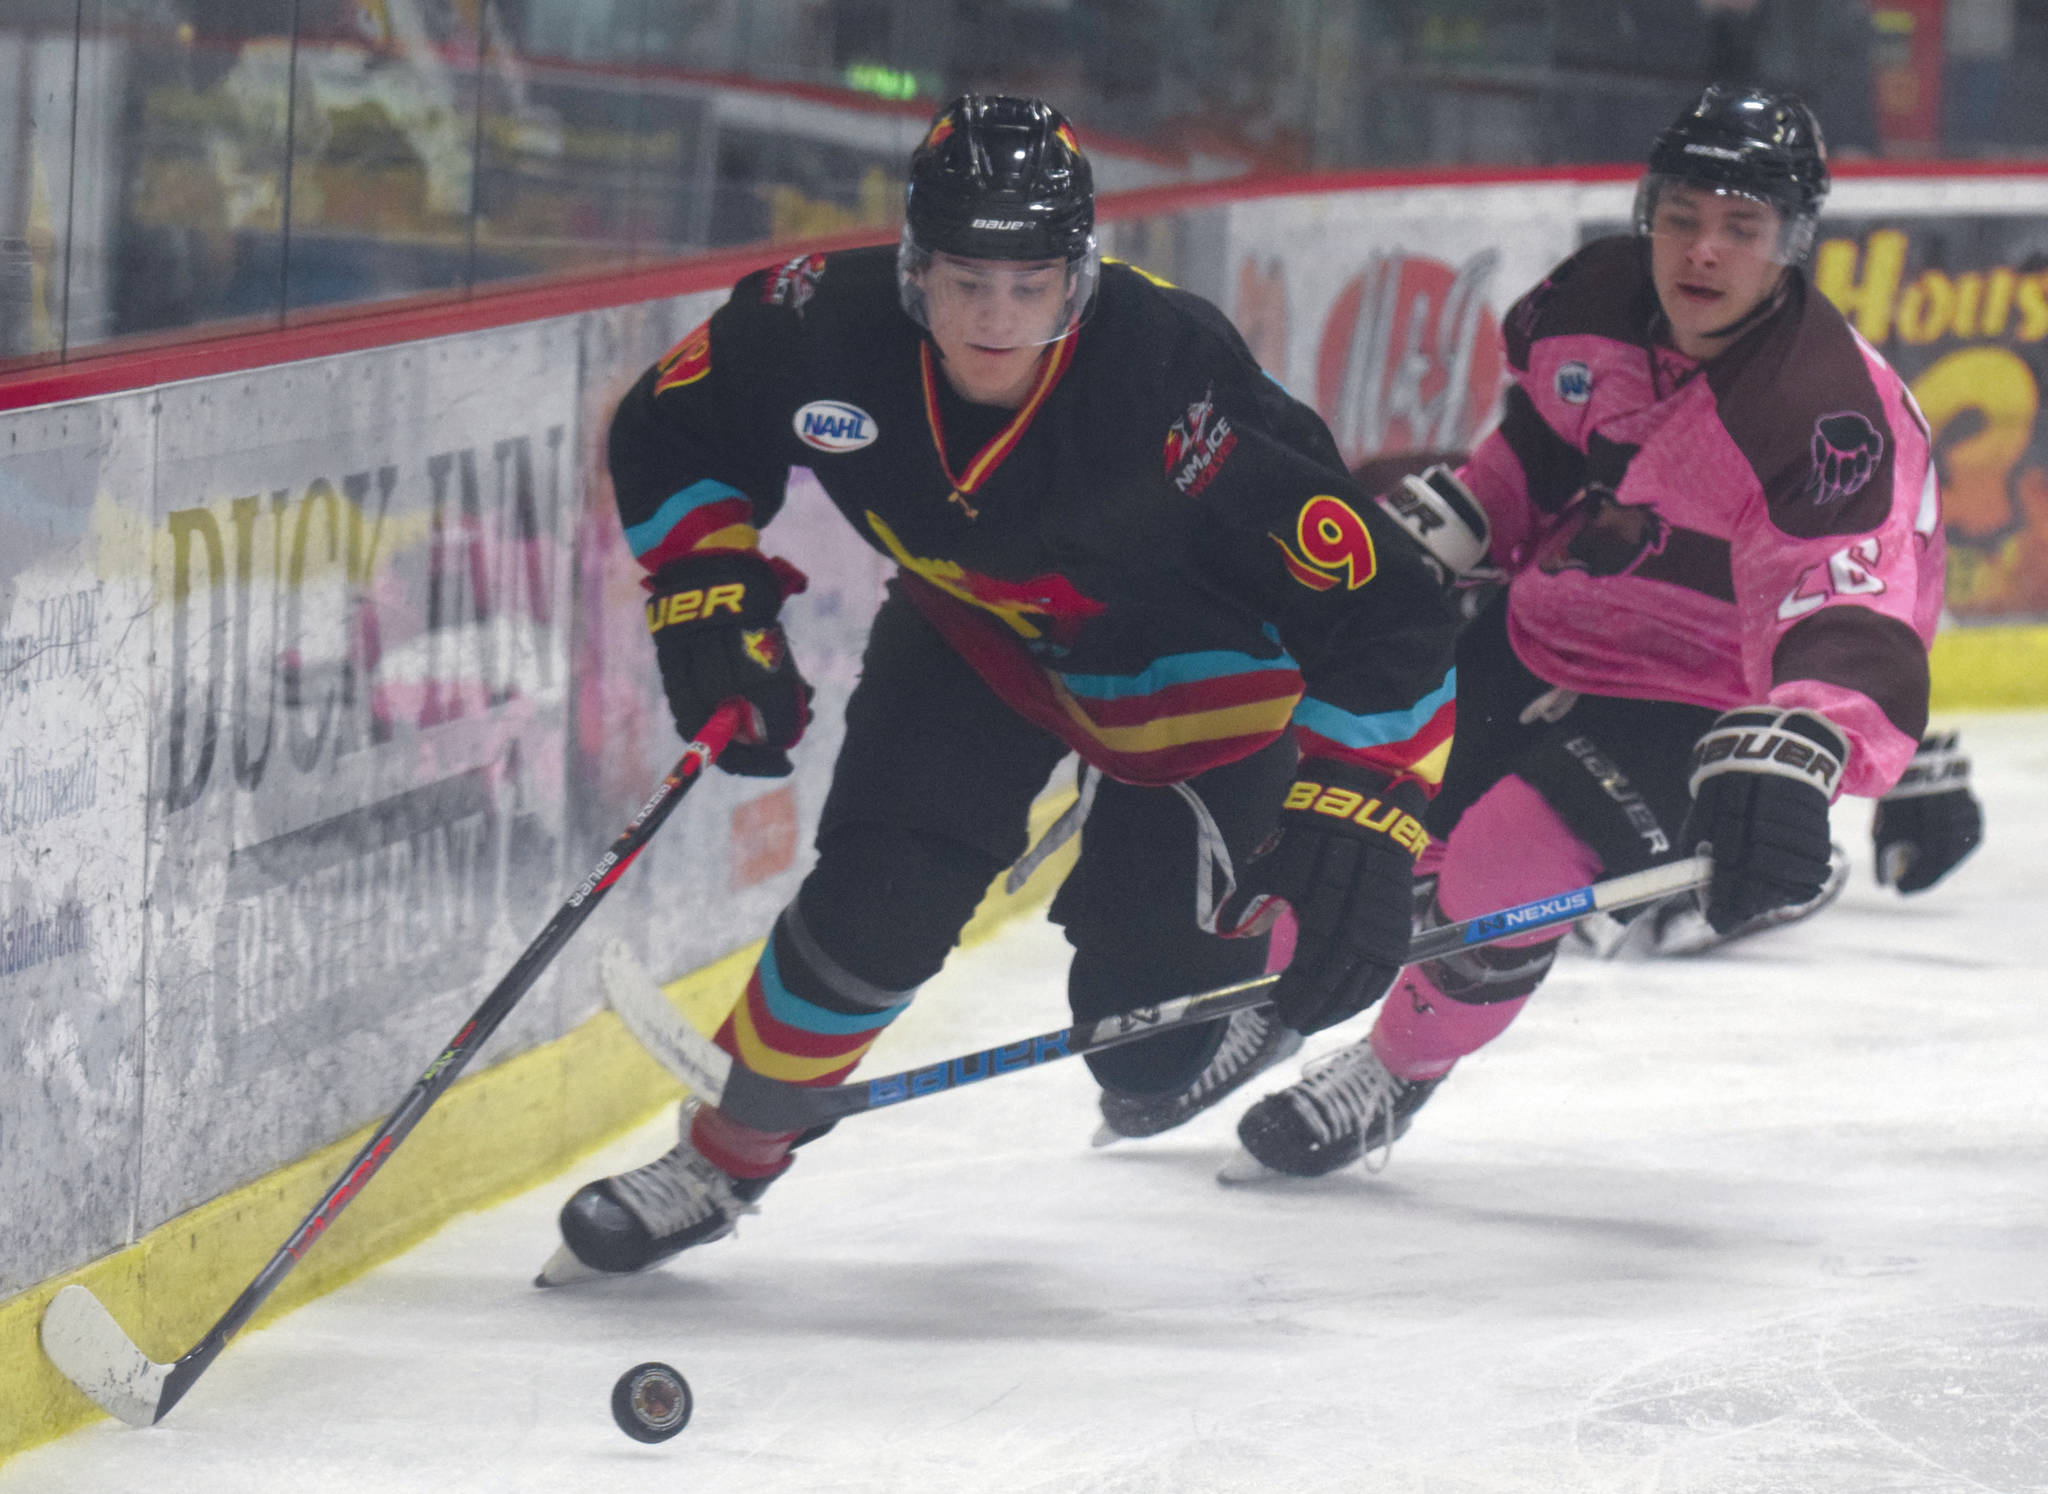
[1461,235,1941,798]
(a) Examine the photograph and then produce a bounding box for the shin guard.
[713,900,917,1090]
[1369,946,1551,1082]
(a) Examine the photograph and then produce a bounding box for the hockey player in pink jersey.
[1222,84,1951,1181]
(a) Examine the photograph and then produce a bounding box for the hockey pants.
[1370,594,1717,1080]
[722,581,1291,1098]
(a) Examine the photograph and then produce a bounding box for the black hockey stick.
[41,703,747,1428]
[604,854,1714,1133]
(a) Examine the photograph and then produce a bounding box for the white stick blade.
[600,939,732,1102]
[40,1285,172,1428]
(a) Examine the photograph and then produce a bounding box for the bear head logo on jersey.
[1808,412,1885,507]
[1535,484,1670,579]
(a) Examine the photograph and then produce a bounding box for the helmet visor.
[1634,175,1813,266]
[898,231,1099,349]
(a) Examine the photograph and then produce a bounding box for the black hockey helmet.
[899,95,1099,342]
[1634,84,1830,263]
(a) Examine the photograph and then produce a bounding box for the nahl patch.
[1163,390,1237,496]
[794,400,878,453]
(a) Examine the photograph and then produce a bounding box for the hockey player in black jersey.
[541,95,1461,1281]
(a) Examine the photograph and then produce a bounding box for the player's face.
[1648,183,1788,360]
[919,253,1072,407]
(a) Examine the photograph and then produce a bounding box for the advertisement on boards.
[0,394,154,1294]
[1813,206,2048,622]
[1220,185,1581,472]
[141,321,581,1227]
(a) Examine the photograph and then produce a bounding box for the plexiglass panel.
[7,0,2046,362]
[281,0,483,314]
[0,11,73,368]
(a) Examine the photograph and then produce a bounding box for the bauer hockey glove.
[1683,705,1847,936]
[1373,464,1506,622]
[1373,464,1495,590]
[1872,730,1982,894]
[1218,761,1425,1035]
[645,550,813,777]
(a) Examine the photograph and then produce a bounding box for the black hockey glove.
[1683,705,1847,936]
[1873,730,1982,894]
[1219,761,1424,1035]
[645,550,813,777]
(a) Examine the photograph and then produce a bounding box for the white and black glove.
[1374,464,1503,618]
[1683,706,1847,936]
[1873,730,1982,893]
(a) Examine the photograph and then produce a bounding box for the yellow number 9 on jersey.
[1272,494,1379,591]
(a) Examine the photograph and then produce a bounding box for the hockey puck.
[611,1361,693,1443]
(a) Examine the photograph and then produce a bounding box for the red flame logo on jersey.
[653,321,712,396]
[866,511,1106,644]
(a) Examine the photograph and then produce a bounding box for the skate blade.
[1089,1122,1128,1149]
[1215,1148,1287,1185]
[533,1242,607,1288]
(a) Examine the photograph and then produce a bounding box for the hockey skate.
[1091,1003,1304,1146]
[1218,1040,1442,1182]
[537,1102,782,1286]
[1569,843,1849,960]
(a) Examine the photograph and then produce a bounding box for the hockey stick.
[41,703,746,1428]
[605,853,1714,1134]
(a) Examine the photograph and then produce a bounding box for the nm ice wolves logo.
[1536,484,1668,579]
[1809,411,1885,506]
[1163,390,1238,495]
[761,252,826,314]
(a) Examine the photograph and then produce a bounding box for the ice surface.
[10,714,2046,1493]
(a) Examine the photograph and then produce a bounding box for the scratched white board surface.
[0,392,155,1295]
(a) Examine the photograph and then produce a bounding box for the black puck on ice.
[611,1361,693,1443]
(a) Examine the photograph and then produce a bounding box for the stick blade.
[600,939,731,1103]
[41,1285,172,1428]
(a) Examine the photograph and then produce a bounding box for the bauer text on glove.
[1218,762,1426,1035]
[1684,705,1845,936]
[1872,730,1982,894]
[646,551,813,776]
